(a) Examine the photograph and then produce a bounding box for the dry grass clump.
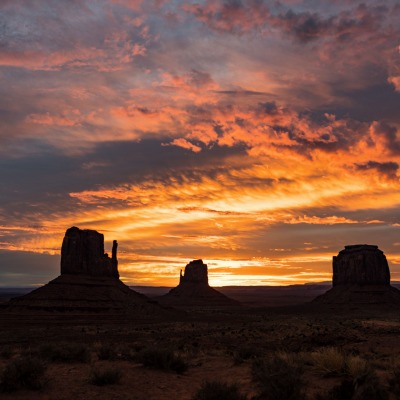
[346,355,370,379]
[313,349,388,400]
[0,356,47,392]
[311,347,373,380]
[311,347,346,376]
[192,380,247,400]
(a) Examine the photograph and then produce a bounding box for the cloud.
[0,0,155,71]
[165,138,202,153]
[183,1,392,45]
[182,0,271,35]
[273,4,388,43]
[355,161,399,180]
[2,0,400,286]
[388,76,400,91]
[369,121,400,155]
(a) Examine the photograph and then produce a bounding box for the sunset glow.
[1,0,400,286]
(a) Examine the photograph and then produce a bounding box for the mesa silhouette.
[158,259,239,306]
[314,244,400,304]
[7,227,166,314]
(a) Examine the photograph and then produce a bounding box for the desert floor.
[1,287,400,399]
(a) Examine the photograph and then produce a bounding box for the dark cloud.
[188,69,216,88]
[184,1,391,44]
[355,161,399,180]
[330,81,400,123]
[274,4,387,43]
[183,0,271,35]
[0,139,247,220]
[370,121,400,155]
[276,10,330,42]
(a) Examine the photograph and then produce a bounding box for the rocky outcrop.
[179,259,208,285]
[158,259,239,307]
[314,244,400,305]
[61,226,119,278]
[7,227,171,315]
[332,245,390,286]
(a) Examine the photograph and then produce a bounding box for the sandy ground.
[1,288,400,399]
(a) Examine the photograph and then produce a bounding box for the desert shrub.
[96,343,118,361]
[136,348,188,374]
[192,380,247,400]
[89,365,122,386]
[352,371,388,400]
[312,348,374,380]
[0,356,46,392]
[387,359,400,396]
[233,344,260,364]
[311,347,346,376]
[251,353,304,400]
[39,342,90,363]
[317,370,388,400]
[345,355,370,379]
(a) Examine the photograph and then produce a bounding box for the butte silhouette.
[158,259,239,306]
[7,227,167,314]
[314,244,400,304]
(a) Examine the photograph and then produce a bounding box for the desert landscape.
[1,228,400,400]
[2,1,400,399]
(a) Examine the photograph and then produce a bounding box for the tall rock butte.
[314,244,400,304]
[61,226,119,278]
[158,259,239,306]
[8,227,169,315]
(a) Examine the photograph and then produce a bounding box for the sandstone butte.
[314,244,400,304]
[7,227,169,315]
[158,259,239,307]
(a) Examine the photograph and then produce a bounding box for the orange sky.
[0,0,400,286]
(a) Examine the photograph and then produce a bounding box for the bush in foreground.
[318,371,388,400]
[192,381,247,400]
[0,356,46,392]
[251,353,305,400]
[136,348,188,374]
[311,347,346,377]
[89,365,122,386]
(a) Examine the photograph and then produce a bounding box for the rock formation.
[158,259,239,307]
[7,227,169,315]
[314,244,400,304]
[332,245,390,286]
[180,259,208,285]
[61,226,119,278]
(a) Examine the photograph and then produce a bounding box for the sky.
[1,0,400,287]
